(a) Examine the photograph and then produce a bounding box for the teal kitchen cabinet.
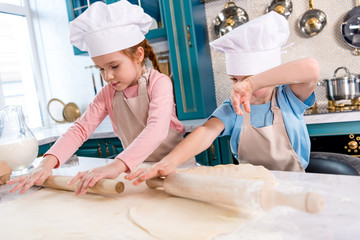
[307,121,360,137]
[65,0,167,55]
[37,135,232,165]
[74,138,124,158]
[194,136,234,166]
[74,139,106,158]
[37,143,52,157]
[162,0,216,120]
[38,138,124,159]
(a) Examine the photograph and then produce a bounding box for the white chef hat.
[69,0,153,57]
[209,11,289,76]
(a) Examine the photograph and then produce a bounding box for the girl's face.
[92,48,144,91]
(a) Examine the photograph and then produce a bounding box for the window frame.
[0,1,48,127]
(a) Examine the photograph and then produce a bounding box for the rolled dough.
[0,164,274,240]
[178,164,277,184]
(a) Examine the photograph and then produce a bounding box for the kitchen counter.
[1,156,359,239]
[33,112,360,145]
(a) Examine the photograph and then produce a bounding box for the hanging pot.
[320,67,360,101]
[340,0,360,55]
[213,1,249,38]
[266,0,293,19]
[299,0,327,37]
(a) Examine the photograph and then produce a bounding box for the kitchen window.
[0,1,44,128]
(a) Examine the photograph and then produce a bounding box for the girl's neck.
[250,87,274,105]
[130,65,146,87]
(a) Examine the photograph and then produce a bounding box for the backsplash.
[204,0,360,107]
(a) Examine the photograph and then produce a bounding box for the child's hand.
[125,160,177,186]
[7,155,58,193]
[7,164,53,194]
[69,159,127,195]
[231,77,256,115]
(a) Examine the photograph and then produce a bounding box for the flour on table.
[0,164,277,240]
[178,164,277,184]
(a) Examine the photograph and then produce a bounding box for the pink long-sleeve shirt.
[45,69,185,171]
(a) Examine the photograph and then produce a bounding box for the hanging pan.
[341,0,360,55]
[266,0,293,19]
[213,1,249,38]
[299,0,327,37]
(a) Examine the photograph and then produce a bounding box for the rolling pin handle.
[146,177,164,189]
[115,182,125,194]
[260,182,324,213]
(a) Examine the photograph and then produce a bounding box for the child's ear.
[135,46,145,63]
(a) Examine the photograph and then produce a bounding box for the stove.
[305,86,360,115]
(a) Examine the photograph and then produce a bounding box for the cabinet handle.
[105,142,110,157]
[210,144,216,160]
[98,144,103,158]
[186,25,193,47]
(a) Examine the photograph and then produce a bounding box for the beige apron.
[238,88,304,172]
[113,69,195,165]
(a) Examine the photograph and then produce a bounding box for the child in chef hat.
[8,0,195,195]
[127,11,319,185]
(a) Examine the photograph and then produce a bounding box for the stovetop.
[305,101,360,115]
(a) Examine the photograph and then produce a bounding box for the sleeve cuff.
[42,153,60,169]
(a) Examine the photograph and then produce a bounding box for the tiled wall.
[204,0,360,107]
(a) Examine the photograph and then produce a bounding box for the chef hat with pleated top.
[209,11,289,76]
[69,0,153,57]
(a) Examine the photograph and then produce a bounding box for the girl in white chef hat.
[8,0,195,195]
[127,11,319,185]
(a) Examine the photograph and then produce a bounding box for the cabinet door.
[105,138,124,157]
[218,136,235,165]
[195,138,221,166]
[38,143,52,157]
[75,139,105,158]
[162,0,216,120]
[130,0,167,40]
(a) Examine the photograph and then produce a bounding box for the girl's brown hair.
[122,39,161,72]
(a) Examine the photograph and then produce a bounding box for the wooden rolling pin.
[37,176,125,195]
[146,173,324,213]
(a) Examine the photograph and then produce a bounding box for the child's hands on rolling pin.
[7,155,58,193]
[125,159,177,186]
[69,159,128,195]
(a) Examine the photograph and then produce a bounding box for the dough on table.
[0,164,275,240]
[178,164,277,185]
